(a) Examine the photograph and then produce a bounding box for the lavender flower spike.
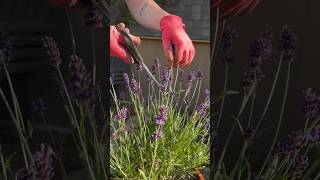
[155,105,168,125]
[279,25,297,60]
[196,69,204,80]
[84,6,105,29]
[0,32,13,63]
[152,127,164,140]
[115,107,128,121]
[130,79,140,94]
[302,88,320,119]
[248,31,272,67]
[16,143,55,180]
[42,36,61,67]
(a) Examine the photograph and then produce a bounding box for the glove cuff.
[160,15,185,31]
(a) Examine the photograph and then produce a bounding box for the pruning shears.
[116,27,161,87]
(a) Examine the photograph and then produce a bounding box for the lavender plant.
[212,25,320,179]
[110,61,210,179]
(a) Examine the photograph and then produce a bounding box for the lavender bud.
[178,69,184,82]
[130,79,140,94]
[16,143,55,180]
[196,102,209,117]
[187,71,196,87]
[302,88,320,119]
[241,66,264,95]
[221,25,237,64]
[155,105,168,125]
[292,155,308,179]
[160,67,170,82]
[42,36,61,67]
[84,6,105,29]
[242,127,256,141]
[115,107,128,121]
[248,31,272,67]
[307,124,320,145]
[136,64,143,71]
[152,127,164,140]
[123,73,130,84]
[279,25,297,61]
[196,69,204,80]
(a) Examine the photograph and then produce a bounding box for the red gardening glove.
[110,23,141,64]
[160,15,195,67]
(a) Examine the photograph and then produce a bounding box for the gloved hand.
[110,23,141,64]
[160,15,195,67]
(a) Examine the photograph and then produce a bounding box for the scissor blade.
[140,62,161,86]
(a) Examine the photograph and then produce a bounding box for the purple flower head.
[197,102,209,117]
[115,107,128,121]
[307,124,320,145]
[187,71,196,87]
[221,25,237,63]
[0,32,13,64]
[242,127,256,141]
[42,36,61,67]
[248,31,272,67]
[241,66,264,95]
[32,98,47,112]
[152,127,164,140]
[272,131,307,156]
[136,64,143,71]
[279,25,297,60]
[68,55,95,106]
[84,6,105,29]
[16,143,55,180]
[292,155,308,179]
[302,88,320,119]
[160,84,166,92]
[123,73,130,84]
[155,105,168,125]
[130,79,140,94]
[160,67,171,82]
[196,69,204,80]
[119,92,126,100]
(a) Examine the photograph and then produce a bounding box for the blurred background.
[213,0,320,171]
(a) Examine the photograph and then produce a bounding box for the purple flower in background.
[187,71,196,87]
[197,102,209,117]
[130,79,140,94]
[115,107,128,121]
[241,66,264,95]
[307,124,320,145]
[279,25,297,60]
[272,131,307,156]
[160,67,170,82]
[248,31,272,67]
[136,64,143,71]
[196,69,204,80]
[42,36,61,67]
[32,98,47,112]
[68,55,95,105]
[302,88,320,119]
[292,155,308,179]
[152,127,164,140]
[220,25,237,63]
[16,143,54,180]
[178,69,184,82]
[0,32,13,63]
[155,105,168,125]
[242,127,256,141]
[123,73,130,84]
[84,6,105,29]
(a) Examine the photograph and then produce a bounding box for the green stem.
[258,61,292,178]
[91,30,97,86]
[216,63,229,128]
[0,146,8,180]
[64,8,77,55]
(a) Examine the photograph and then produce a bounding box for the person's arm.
[125,0,169,31]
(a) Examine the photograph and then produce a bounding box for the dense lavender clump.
[302,88,320,119]
[68,55,95,106]
[42,36,61,67]
[0,32,13,63]
[84,6,105,29]
[279,25,298,60]
[16,144,55,180]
